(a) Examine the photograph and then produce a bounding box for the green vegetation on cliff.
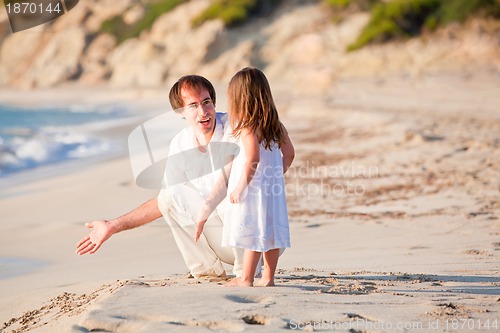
[347,0,441,51]
[326,0,378,10]
[325,0,500,51]
[101,0,185,44]
[100,0,498,47]
[192,0,280,27]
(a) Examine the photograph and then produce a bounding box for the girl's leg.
[259,248,280,286]
[227,249,261,287]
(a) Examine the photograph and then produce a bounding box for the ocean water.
[0,257,48,280]
[0,103,131,177]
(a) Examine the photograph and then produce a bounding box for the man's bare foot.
[206,272,230,283]
[225,277,253,287]
[192,270,228,283]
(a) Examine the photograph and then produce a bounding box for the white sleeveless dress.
[222,139,290,252]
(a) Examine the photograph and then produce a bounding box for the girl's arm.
[281,125,295,174]
[230,127,260,203]
[194,159,232,241]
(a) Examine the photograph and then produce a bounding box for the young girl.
[197,67,295,286]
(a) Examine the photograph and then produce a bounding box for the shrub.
[325,0,379,11]
[192,0,255,27]
[326,0,351,9]
[101,0,185,44]
[438,0,500,24]
[345,0,500,51]
[347,0,440,51]
[192,0,281,27]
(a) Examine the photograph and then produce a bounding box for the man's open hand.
[75,220,113,255]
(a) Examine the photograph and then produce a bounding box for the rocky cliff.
[0,0,498,93]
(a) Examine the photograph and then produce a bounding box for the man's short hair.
[169,75,216,110]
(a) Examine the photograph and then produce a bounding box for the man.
[76,75,238,277]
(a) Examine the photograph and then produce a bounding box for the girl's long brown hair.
[228,67,285,150]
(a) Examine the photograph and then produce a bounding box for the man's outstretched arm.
[75,197,162,255]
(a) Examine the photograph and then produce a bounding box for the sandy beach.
[0,72,499,333]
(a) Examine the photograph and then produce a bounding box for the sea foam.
[0,104,130,176]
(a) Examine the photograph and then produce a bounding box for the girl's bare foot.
[255,279,275,287]
[225,277,253,287]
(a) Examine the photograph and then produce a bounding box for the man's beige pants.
[158,185,250,277]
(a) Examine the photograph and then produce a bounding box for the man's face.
[180,86,216,140]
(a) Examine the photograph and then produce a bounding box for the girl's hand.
[195,220,207,242]
[230,190,241,204]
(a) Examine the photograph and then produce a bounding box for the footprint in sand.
[343,313,379,322]
[409,246,430,250]
[430,302,469,318]
[305,223,322,228]
[241,314,268,325]
[225,294,274,305]
[463,249,493,257]
[181,319,246,332]
[319,280,378,295]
